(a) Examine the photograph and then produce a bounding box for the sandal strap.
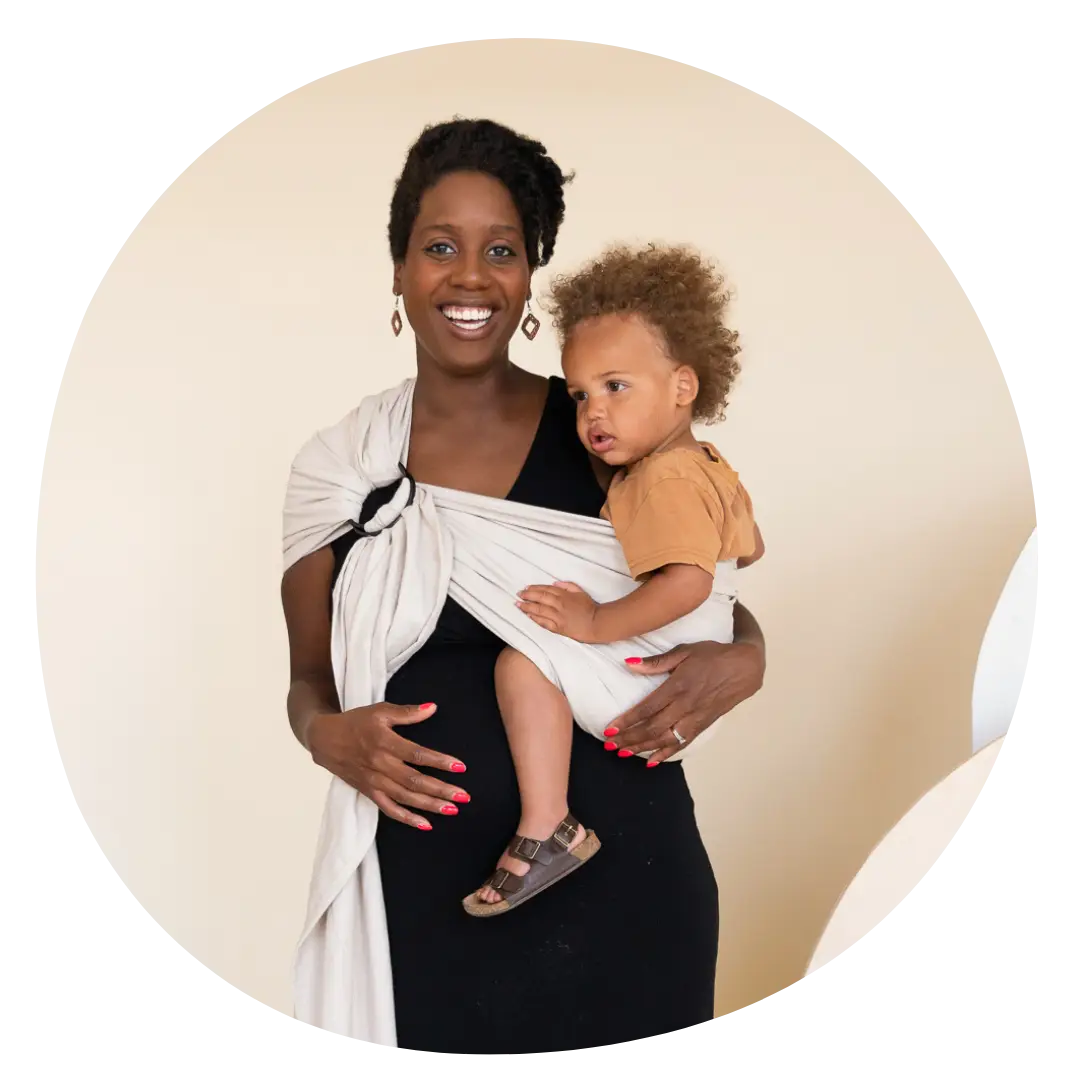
[485,867,526,897]
[552,813,579,850]
[483,815,582,900]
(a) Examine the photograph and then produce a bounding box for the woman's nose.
[449,249,491,289]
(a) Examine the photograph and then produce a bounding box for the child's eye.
[425,242,456,256]
[569,390,587,402]
[606,380,627,393]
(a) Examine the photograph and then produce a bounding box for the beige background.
[37,40,1033,1023]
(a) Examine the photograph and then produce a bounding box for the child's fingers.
[551,581,585,594]
[517,585,566,606]
[516,596,562,618]
[524,611,560,633]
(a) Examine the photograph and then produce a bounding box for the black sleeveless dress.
[331,377,719,1054]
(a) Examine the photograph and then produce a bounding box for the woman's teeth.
[442,306,493,330]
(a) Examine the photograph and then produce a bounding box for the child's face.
[562,313,697,467]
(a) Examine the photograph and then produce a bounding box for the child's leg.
[474,647,586,905]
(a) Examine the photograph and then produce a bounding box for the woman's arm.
[731,597,765,656]
[281,547,342,752]
[281,547,471,830]
[605,599,767,765]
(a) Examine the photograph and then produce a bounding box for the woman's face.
[394,170,531,375]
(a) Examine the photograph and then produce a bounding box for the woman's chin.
[421,331,514,374]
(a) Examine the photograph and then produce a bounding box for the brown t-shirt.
[600,442,756,580]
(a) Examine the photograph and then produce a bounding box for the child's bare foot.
[474,811,587,905]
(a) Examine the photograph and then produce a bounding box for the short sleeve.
[717,478,756,560]
[611,477,722,580]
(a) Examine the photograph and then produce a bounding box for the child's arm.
[516,562,714,645]
[517,471,754,643]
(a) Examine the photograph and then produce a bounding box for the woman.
[281,118,766,1053]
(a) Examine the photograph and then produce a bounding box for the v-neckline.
[406,376,557,504]
[503,376,558,502]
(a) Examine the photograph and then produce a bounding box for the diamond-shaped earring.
[521,299,540,341]
[390,294,403,337]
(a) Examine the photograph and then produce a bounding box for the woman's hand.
[306,702,470,831]
[605,639,766,765]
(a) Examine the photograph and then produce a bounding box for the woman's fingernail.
[440,804,458,815]
[450,762,466,773]
[646,760,660,768]
[617,748,633,758]
[604,741,617,751]
[624,657,642,665]
[417,821,433,830]
[452,792,471,803]
[420,702,435,709]
[603,726,619,737]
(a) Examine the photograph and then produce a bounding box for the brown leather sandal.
[462,813,601,918]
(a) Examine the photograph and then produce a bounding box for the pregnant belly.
[384,640,523,826]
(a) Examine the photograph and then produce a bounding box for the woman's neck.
[412,354,540,422]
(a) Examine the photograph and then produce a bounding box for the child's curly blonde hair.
[544,243,741,423]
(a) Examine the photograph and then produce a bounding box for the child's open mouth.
[589,431,616,454]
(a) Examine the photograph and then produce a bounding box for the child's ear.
[392,264,403,296]
[675,365,699,408]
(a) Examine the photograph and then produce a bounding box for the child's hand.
[516,581,601,643]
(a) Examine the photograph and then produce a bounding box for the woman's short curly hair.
[546,244,742,423]
[388,118,572,270]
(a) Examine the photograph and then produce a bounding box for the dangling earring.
[390,294,403,337]
[521,298,540,341]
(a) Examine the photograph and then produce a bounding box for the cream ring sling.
[283,378,738,1044]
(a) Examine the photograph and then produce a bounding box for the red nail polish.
[440,804,458,815]
[417,821,433,830]
[646,760,660,768]
[603,726,619,737]
[624,657,642,665]
[420,702,435,709]
[604,741,617,751]
[450,762,466,773]
[618,748,633,758]
[451,792,470,803]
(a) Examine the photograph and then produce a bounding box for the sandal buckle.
[511,836,542,860]
[553,821,577,849]
[489,869,511,890]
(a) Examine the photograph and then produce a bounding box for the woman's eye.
[488,244,516,259]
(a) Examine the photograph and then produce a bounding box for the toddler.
[463,244,760,916]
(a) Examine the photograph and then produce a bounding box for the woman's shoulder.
[293,378,415,450]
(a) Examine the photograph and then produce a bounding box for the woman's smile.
[439,303,498,338]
